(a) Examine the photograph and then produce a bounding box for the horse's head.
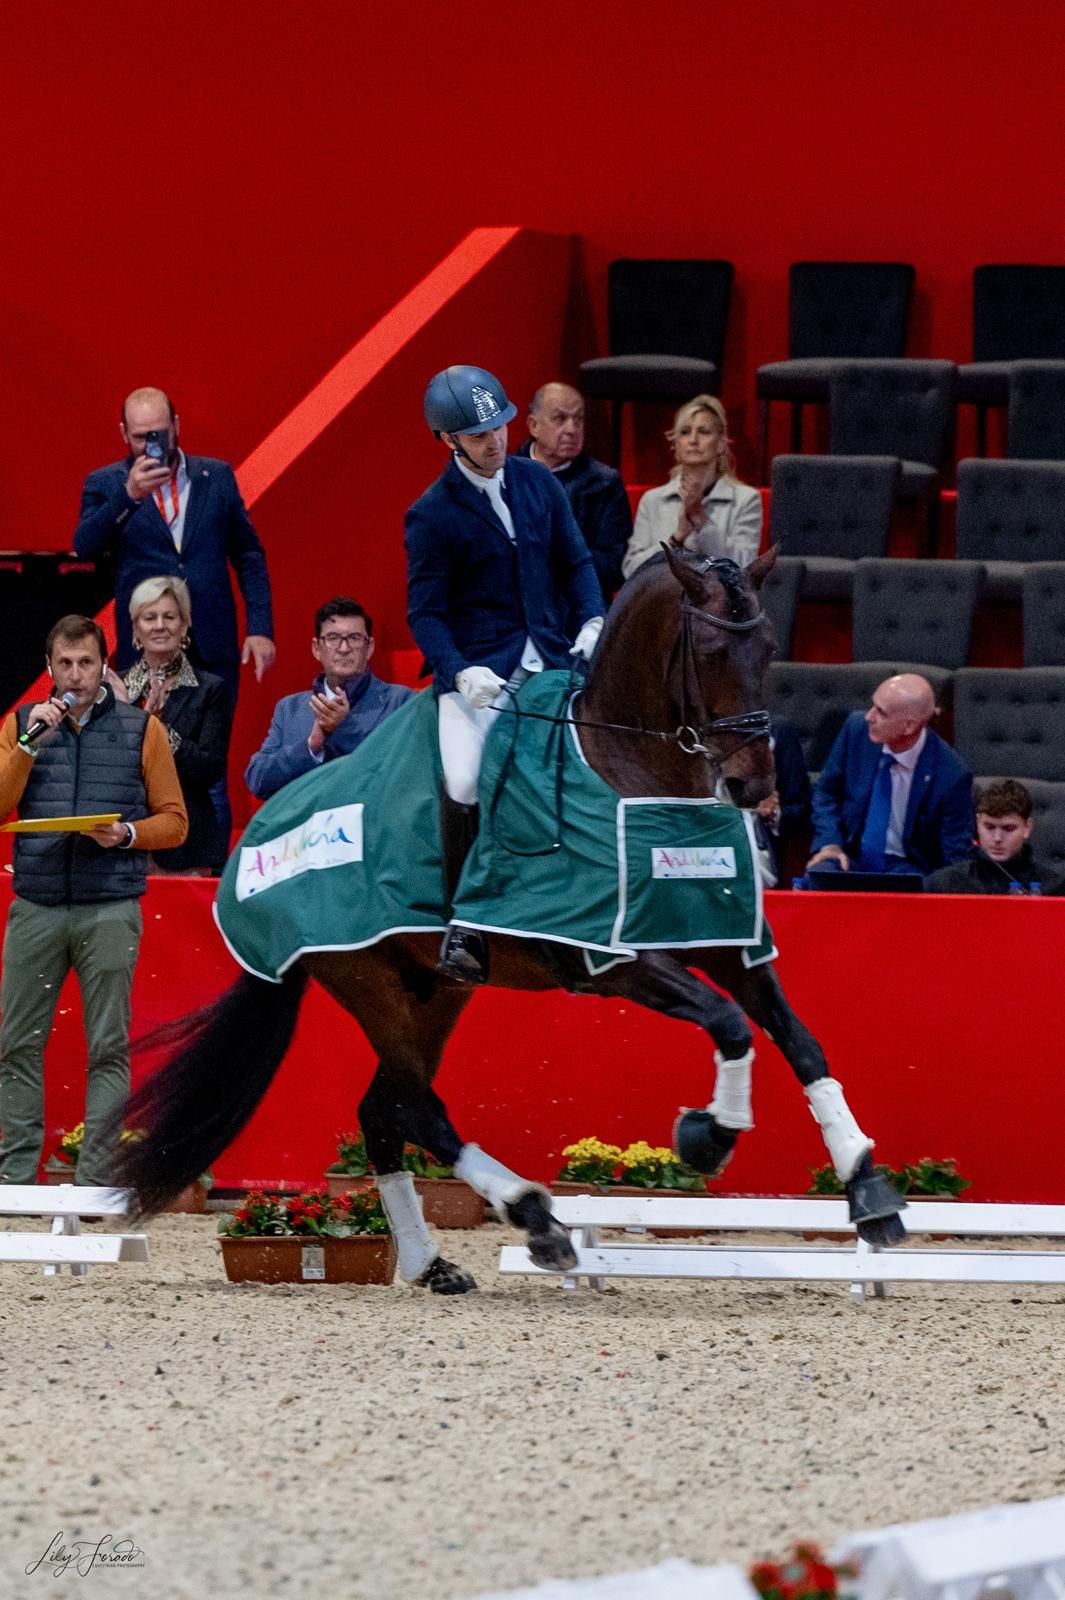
[662,544,778,807]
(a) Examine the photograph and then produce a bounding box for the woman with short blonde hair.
[621,393,762,580]
[123,577,231,874]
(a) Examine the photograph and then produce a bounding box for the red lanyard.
[154,472,181,527]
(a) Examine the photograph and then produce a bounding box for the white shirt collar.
[887,726,927,771]
[454,452,505,494]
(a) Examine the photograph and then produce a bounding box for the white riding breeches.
[439,671,530,805]
[438,690,504,805]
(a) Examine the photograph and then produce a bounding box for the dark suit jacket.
[404,454,602,695]
[73,454,273,672]
[128,668,232,872]
[515,440,632,604]
[811,713,974,874]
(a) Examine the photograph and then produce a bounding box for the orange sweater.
[0,708,188,852]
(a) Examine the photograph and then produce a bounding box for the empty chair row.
[765,554,1065,669]
[768,661,1065,785]
[757,262,1065,473]
[767,455,1065,602]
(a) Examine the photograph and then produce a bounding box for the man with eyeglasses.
[245,597,412,800]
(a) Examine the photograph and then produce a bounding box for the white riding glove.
[569,616,604,662]
[455,666,507,710]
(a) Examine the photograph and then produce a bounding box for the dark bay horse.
[115,547,906,1291]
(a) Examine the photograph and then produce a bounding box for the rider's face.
[450,425,508,478]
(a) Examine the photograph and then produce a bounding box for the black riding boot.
[437,789,488,984]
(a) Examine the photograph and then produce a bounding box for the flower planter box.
[324,1172,484,1227]
[43,1159,77,1185]
[551,1181,709,1237]
[324,1172,376,1199]
[220,1234,397,1285]
[412,1177,484,1229]
[163,1180,210,1215]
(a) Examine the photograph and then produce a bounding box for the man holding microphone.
[0,615,187,1187]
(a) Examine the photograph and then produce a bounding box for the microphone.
[18,691,77,749]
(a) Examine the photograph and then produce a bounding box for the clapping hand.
[307,687,349,752]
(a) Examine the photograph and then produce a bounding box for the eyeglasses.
[318,632,370,650]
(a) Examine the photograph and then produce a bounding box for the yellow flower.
[619,1143,679,1168]
[561,1138,622,1163]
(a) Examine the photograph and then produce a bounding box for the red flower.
[233,1207,251,1223]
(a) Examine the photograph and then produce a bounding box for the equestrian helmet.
[423,366,517,437]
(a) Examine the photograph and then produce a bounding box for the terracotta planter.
[220,1233,397,1285]
[324,1172,484,1226]
[412,1177,484,1229]
[163,1180,210,1215]
[551,1180,709,1237]
[324,1172,376,1199]
[43,1159,77,1185]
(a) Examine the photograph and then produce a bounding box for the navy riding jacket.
[404,454,602,695]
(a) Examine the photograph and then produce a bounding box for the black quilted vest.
[13,688,149,905]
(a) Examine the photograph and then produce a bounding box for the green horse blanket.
[216,674,774,982]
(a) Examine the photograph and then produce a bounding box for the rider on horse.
[405,365,605,984]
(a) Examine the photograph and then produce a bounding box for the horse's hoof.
[856,1211,907,1248]
[846,1152,907,1247]
[673,1109,737,1177]
[417,1256,477,1295]
[527,1218,578,1273]
[504,1188,578,1273]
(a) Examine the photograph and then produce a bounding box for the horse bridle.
[493,555,772,759]
[671,558,771,758]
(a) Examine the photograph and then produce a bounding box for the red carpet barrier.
[6,878,1060,1201]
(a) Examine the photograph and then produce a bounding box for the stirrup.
[436,924,488,985]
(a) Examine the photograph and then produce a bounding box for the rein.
[487,558,771,859]
[493,559,771,758]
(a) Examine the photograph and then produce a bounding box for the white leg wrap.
[376,1171,437,1283]
[804,1078,873,1183]
[453,1143,552,1222]
[708,1048,755,1131]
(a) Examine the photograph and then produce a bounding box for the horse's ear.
[661,542,712,602]
[746,544,780,591]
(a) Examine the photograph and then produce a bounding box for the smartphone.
[143,429,169,464]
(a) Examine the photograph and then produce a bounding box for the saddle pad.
[454,673,773,959]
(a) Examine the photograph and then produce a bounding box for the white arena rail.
[0,1184,148,1276]
[498,1196,1065,1298]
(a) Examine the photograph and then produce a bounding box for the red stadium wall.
[15,877,1064,1205]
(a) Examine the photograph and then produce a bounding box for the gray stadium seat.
[769,454,899,600]
[1008,362,1065,460]
[1022,563,1065,666]
[957,266,1065,455]
[852,558,984,669]
[768,660,954,776]
[580,259,734,465]
[954,668,1065,782]
[761,555,805,660]
[955,458,1065,602]
[756,261,914,479]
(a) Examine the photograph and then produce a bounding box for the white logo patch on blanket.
[235,804,364,901]
[651,845,736,879]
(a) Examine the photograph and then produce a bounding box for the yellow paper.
[1,813,122,834]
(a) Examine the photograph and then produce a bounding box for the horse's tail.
[113,966,309,1215]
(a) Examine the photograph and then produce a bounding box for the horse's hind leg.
[308,951,480,1294]
[699,953,907,1246]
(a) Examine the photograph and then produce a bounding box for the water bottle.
[1030,881,1042,897]
[791,876,808,891]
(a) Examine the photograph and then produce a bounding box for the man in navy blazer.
[807,673,973,877]
[405,364,603,982]
[73,387,275,694]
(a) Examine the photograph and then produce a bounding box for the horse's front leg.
[705,955,907,1246]
[595,951,756,1180]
